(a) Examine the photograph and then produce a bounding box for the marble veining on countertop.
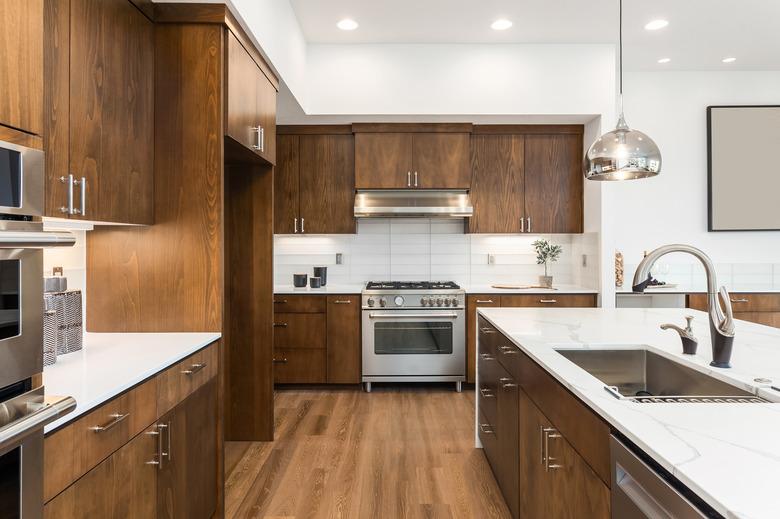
[476,307,780,519]
[43,332,221,433]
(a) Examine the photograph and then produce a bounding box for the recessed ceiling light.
[644,19,669,31]
[337,18,358,31]
[722,57,737,63]
[657,58,671,64]
[491,19,513,31]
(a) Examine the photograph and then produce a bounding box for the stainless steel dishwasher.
[610,435,720,518]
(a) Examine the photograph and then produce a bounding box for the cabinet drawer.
[274,313,326,349]
[157,342,219,417]
[500,294,597,308]
[477,408,499,474]
[689,292,780,313]
[273,294,326,313]
[517,347,611,486]
[274,349,326,383]
[477,356,500,428]
[44,377,158,502]
[477,316,499,358]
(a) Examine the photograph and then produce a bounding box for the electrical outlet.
[336,253,343,265]
[488,254,495,265]
[582,254,588,267]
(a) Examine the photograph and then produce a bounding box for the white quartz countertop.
[477,307,780,519]
[274,283,598,295]
[616,284,780,294]
[43,332,221,433]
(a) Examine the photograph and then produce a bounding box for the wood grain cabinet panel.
[274,349,327,384]
[273,295,327,313]
[274,313,327,350]
[412,133,471,188]
[226,31,276,164]
[467,296,500,383]
[66,0,154,224]
[299,134,356,234]
[524,134,583,234]
[500,294,597,308]
[0,0,43,136]
[354,133,412,188]
[158,381,218,519]
[157,342,219,417]
[468,135,525,233]
[44,423,158,518]
[273,134,299,234]
[326,295,361,383]
[688,293,780,329]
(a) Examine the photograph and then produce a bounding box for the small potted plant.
[533,239,562,288]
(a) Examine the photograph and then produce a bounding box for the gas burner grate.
[630,395,767,404]
[365,281,461,290]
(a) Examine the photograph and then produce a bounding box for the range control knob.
[379,297,387,307]
[420,297,428,306]
[367,297,375,307]
[436,297,443,307]
[444,297,452,306]
[394,296,405,306]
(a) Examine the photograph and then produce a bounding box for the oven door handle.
[0,231,76,248]
[368,313,459,319]
[0,393,76,453]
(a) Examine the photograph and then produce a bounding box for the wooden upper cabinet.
[226,31,276,164]
[0,0,43,136]
[299,134,356,234]
[45,0,154,224]
[468,135,525,233]
[524,134,583,234]
[274,134,299,234]
[412,133,471,188]
[354,133,413,189]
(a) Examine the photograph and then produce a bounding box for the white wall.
[609,71,780,285]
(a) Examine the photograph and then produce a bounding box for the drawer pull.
[480,353,496,361]
[476,299,494,304]
[479,423,494,434]
[273,323,288,328]
[479,327,496,334]
[499,345,518,355]
[479,388,495,398]
[730,298,749,303]
[273,358,288,364]
[539,299,558,304]
[145,429,161,467]
[499,377,517,389]
[181,363,206,375]
[91,412,129,433]
[333,300,352,304]
[274,299,288,304]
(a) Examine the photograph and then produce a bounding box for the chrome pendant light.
[584,0,662,180]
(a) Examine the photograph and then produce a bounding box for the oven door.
[0,140,44,217]
[362,309,465,377]
[0,248,42,390]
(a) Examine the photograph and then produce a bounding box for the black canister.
[313,266,327,286]
[293,273,308,287]
[309,276,322,289]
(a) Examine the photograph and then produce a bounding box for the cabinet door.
[496,371,520,519]
[518,389,552,519]
[354,133,412,188]
[326,295,361,383]
[274,348,327,383]
[412,133,471,189]
[524,134,583,233]
[69,0,154,224]
[274,134,299,234]
[467,295,500,383]
[299,134,356,234]
[257,72,277,164]
[274,313,327,350]
[158,381,218,519]
[468,135,525,233]
[226,32,258,154]
[0,0,43,135]
[44,424,158,518]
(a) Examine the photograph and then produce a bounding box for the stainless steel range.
[361,281,466,392]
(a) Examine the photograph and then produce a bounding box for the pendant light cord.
[619,0,623,96]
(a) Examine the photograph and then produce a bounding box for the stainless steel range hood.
[354,190,473,218]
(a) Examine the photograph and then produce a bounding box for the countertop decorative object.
[532,238,562,288]
[42,332,221,433]
[476,307,780,519]
[615,251,624,287]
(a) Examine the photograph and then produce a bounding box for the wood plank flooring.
[225,386,510,519]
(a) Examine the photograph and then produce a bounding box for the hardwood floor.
[225,386,510,519]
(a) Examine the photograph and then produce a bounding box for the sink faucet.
[660,315,698,355]
[633,244,736,368]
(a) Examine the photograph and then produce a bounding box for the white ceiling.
[289,0,780,70]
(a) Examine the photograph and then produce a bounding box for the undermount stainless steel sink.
[555,348,765,403]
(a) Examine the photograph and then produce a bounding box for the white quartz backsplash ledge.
[477,307,780,519]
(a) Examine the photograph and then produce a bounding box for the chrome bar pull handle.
[479,353,495,361]
[333,300,352,304]
[79,177,86,216]
[91,412,129,433]
[539,299,558,304]
[414,171,418,187]
[479,423,494,434]
[475,299,494,304]
[527,216,532,233]
[479,388,495,398]
[545,429,563,470]
[273,322,288,328]
[181,363,206,375]
[521,216,525,233]
[407,171,411,187]
[301,218,305,233]
[59,175,74,214]
[480,327,496,334]
[730,298,749,303]
[145,429,161,468]
[294,217,298,233]
[71,178,82,215]
[500,377,518,389]
[273,358,288,364]
[251,126,262,151]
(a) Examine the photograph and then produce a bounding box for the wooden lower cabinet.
[466,295,500,383]
[688,292,780,329]
[45,423,159,518]
[478,323,609,519]
[273,294,361,384]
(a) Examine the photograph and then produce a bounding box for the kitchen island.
[476,307,780,519]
